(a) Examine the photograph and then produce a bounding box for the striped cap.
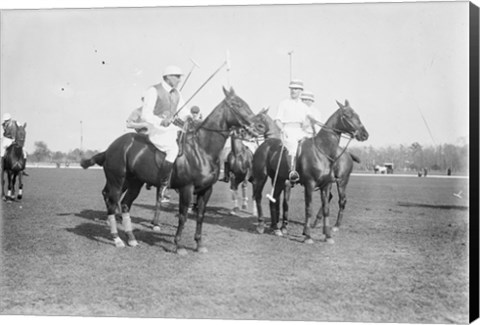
[300,90,315,102]
[288,79,304,90]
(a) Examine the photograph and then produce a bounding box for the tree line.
[29,140,468,174]
[29,141,100,166]
[348,142,468,173]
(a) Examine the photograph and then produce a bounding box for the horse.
[81,87,266,254]
[249,101,368,242]
[297,100,368,244]
[2,122,27,201]
[311,146,361,231]
[251,108,362,232]
[224,127,256,215]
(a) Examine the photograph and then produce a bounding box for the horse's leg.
[17,172,23,200]
[194,186,212,254]
[253,175,268,233]
[174,185,194,255]
[7,171,15,200]
[312,185,334,229]
[241,179,248,210]
[119,179,143,247]
[102,180,126,248]
[334,178,348,231]
[269,184,283,236]
[230,177,240,215]
[281,181,291,235]
[302,181,315,244]
[321,183,334,244]
[152,186,163,232]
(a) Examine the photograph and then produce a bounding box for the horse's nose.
[361,129,369,141]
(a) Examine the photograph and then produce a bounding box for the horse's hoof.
[241,204,248,210]
[256,226,265,234]
[176,248,188,256]
[273,229,283,237]
[281,228,288,236]
[128,240,139,247]
[17,195,22,200]
[197,247,208,254]
[304,238,314,244]
[113,237,125,248]
[230,208,239,216]
[332,226,339,232]
[326,238,335,244]
[152,225,161,232]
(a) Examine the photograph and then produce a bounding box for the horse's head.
[221,87,266,137]
[250,107,280,138]
[334,100,369,141]
[14,122,27,147]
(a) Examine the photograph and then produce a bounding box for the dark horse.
[81,87,265,254]
[225,127,256,215]
[2,122,27,201]
[251,108,362,232]
[250,101,368,242]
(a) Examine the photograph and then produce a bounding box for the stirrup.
[288,170,299,183]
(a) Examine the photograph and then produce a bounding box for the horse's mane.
[194,87,252,133]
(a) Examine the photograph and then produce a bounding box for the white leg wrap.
[19,189,23,195]
[107,214,118,234]
[122,212,133,232]
[231,189,238,208]
[7,190,11,197]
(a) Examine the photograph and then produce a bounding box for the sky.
[0,0,473,153]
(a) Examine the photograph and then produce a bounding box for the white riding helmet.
[300,90,315,102]
[162,65,183,77]
[288,79,304,90]
[2,113,12,122]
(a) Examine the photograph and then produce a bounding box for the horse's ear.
[344,100,350,107]
[23,122,27,128]
[259,106,270,114]
[336,100,344,109]
[223,86,229,97]
[229,87,235,96]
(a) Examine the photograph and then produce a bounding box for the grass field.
[0,168,470,323]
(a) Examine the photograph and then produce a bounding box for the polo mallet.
[266,140,285,203]
[180,58,200,92]
[226,50,231,88]
[173,52,231,119]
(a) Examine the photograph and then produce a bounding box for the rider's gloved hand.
[160,118,172,127]
[173,117,184,128]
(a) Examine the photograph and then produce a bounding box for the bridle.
[312,109,361,164]
[195,96,259,139]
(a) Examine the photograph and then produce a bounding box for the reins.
[311,110,358,164]
[193,96,255,139]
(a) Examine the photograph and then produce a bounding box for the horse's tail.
[349,152,361,164]
[80,151,106,169]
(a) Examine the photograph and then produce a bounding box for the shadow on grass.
[133,202,260,233]
[397,201,468,211]
[64,209,179,252]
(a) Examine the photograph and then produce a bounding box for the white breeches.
[282,125,309,158]
[148,124,179,163]
[1,137,13,157]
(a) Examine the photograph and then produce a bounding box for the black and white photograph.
[0,0,477,324]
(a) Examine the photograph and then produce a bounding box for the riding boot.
[160,161,174,188]
[288,153,299,184]
[221,161,230,182]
